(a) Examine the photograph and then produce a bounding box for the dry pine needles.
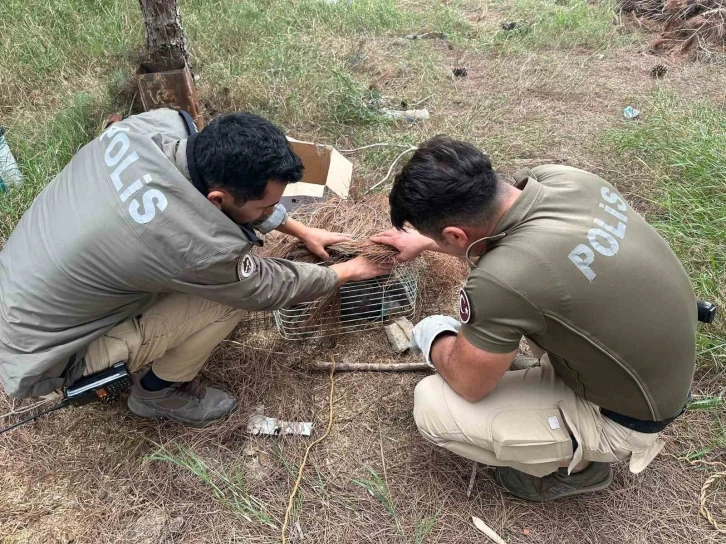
[261,196,408,337]
[621,0,726,56]
[259,195,469,339]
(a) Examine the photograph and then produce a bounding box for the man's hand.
[371,228,436,262]
[276,218,352,260]
[330,255,393,286]
[410,315,461,366]
[302,227,352,260]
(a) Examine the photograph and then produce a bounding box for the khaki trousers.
[413,354,664,478]
[83,293,245,382]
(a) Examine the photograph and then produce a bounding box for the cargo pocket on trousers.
[83,335,130,376]
[491,408,574,465]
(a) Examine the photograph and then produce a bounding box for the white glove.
[410,315,461,369]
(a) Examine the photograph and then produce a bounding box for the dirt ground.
[2,323,724,544]
[1,1,725,543]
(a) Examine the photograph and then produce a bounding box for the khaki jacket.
[0,109,336,398]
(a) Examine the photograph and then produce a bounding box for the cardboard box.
[282,138,352,212]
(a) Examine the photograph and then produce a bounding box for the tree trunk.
[138,0,190,72]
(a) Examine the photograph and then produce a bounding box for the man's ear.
[207,189,230,210]
[441,226,470,249]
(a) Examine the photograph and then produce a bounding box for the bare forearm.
[430,333,457,373]
[329,261,357,286]
[430,334,514,402]
[276,217,306,238]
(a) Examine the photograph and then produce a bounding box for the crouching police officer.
[0,109,388,427]
[373,136,697,501]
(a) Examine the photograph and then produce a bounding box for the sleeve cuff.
[253,204,288,234]
[461,325,520,354]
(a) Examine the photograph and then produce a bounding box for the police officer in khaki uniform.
[0,109,388,427]
[374,136,696,501]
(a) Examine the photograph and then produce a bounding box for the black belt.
[601,404,687,434]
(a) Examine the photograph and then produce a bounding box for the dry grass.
[2,330,724,543]
[261,195,467,340]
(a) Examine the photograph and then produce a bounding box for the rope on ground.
[670,455,726,533]
[281,355,336,544]
[364,146,418,194]
[335,142,418,194]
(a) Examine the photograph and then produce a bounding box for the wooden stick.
[310,361,429,372]
[467,461,478,497]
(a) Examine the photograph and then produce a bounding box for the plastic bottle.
[0,127,23,191]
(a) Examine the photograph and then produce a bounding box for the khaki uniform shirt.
[461,165,696,421]
[0,109,337,398]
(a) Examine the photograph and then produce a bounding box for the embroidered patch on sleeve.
[237,254,257,280]
[459,288,472,323]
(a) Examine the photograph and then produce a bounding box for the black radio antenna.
[0,400,69,435]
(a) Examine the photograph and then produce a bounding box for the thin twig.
[467,462,478,498]
[338,142,415,153]
[310,361,429,372]
[0,398,51,420]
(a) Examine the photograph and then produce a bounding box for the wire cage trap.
[274,266,419,340]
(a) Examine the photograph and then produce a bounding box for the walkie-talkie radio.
[0,362,131,434]
[64,362,132,405]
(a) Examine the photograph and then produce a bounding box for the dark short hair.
[194,112,303,203]
[389,136,500,237]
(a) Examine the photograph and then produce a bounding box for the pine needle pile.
[264,195,399,266]
[621,0,726,56]
[261,196,409,339]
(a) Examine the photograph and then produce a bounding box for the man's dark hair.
[389,136,500,237]
[194,112,303,203]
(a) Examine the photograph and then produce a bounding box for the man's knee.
[221,305,245,324]
[413,375,448,443]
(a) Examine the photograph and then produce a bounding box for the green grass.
[353,464,439,540]
[606,92,726,370]
[353,464,404,534]
[491,0,632,52]
[0,0,473,233]
[0,93,110,243]
[146,443,278,528]
[184,0,470,129]
[414,510,441,544]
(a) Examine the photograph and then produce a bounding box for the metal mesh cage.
[238,309,276,332]
[273,266,419,340]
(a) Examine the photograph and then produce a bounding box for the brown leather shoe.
[127,374,237,428]
[495,462,612,502]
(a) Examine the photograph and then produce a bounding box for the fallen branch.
[309,361,429,372]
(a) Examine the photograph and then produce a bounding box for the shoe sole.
[496,468,614,502]
[127,396,238,428]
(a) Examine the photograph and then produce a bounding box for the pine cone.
[650,64,668,78]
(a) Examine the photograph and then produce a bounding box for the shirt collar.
[489,169,543,237]
[173,139,192,181]
[172,139,263,247]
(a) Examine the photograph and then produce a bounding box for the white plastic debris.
[0,127,23,191]
[472,516,507,544]
[383,108,430,121]
[623,106,640,120]
[246,404,313,437]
